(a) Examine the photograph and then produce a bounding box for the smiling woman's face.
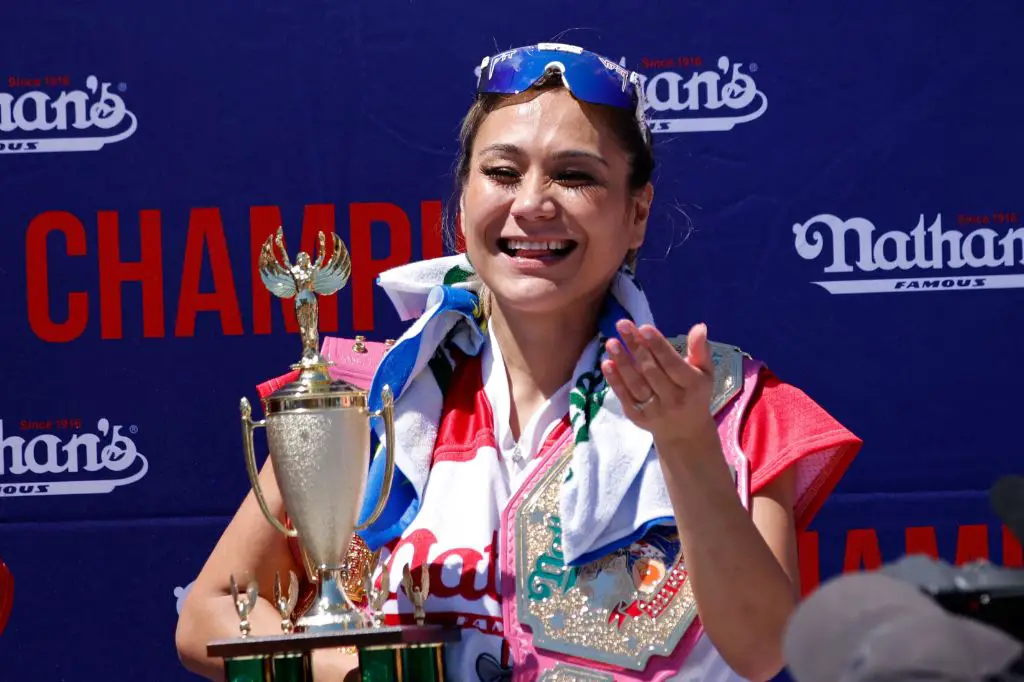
[460,86,651,316]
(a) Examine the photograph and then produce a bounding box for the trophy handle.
[240,397,298,538]
[355,384,396,531]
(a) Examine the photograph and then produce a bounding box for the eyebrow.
[478,143,609,167]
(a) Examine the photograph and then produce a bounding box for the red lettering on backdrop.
[25,211,89,343]
[249,205,339,335]
[904,526,940,558]
[955,524,989,565]
[176,208,243,337]
[98,210,165,340]
[26,200,434,340]
[900,526,1006,565]
[1004,526,1022,567]
[350,203,413,330]
[797,525,1020,595]
[843,529,882,572]
[0,558,12,637]
[420,200,445,260]
[797,531,820,596]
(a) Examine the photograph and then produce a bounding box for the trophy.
[206,229,459,682]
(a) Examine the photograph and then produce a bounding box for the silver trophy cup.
[239,228,395,632]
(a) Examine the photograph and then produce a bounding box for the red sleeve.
[740,368,863,531]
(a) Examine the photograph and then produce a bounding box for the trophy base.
[361,642,447,682]
[208,624,460,682]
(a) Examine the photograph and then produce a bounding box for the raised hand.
[601,320,718,448]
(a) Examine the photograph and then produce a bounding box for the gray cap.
[783,571,1022,682]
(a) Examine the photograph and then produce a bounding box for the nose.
[509,173,557,222]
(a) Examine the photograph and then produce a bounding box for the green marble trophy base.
[401,643,446,682]
[224,655,270,682]
[209,625,458,682]
[272,652,312,681]
[356,642,446,682]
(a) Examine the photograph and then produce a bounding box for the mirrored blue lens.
[478,46,637,111]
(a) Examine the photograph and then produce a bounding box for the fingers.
[615,320,712,390]
[600,319,716,425]
[600,359,649,422]
[613,321,678,398]
[604,338,654,402]
[685,322,714,374]
[633,322,706,388]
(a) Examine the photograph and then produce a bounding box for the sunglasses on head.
[475,42,650,142]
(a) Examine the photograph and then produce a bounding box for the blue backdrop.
[1,1,1022,680]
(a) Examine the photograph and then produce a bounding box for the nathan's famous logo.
[1,74,138,154]
[793,212,1024,294]
[0,418,149,496]
[472,53,765,134]
[633,55,767,133]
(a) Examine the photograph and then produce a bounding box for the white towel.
[356,254,677,566]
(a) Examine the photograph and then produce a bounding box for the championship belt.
[503,338,756,681]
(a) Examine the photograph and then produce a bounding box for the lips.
[498,238,578,259]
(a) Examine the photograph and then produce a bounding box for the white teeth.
[507,239,571,251]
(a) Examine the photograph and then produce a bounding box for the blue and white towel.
[355,254,677,566]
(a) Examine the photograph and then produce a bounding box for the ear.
[628,183,653,250]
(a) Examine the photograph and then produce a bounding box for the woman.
[176,43,862,682]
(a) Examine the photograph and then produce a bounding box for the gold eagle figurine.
[258,227,351,367]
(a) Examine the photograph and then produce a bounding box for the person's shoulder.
[740,363,864,528]
[745,364,862,452]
